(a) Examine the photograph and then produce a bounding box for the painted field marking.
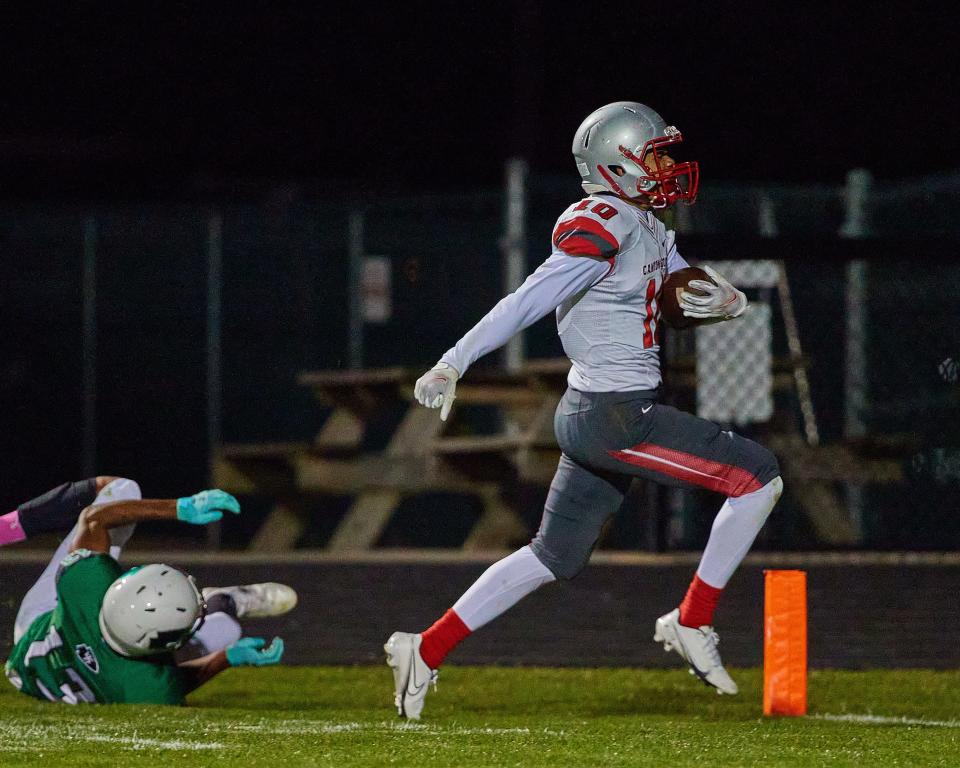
[226,719,564,737]
[0,721,224,752]
[85,734,225,750]
[814,713,960,729]
[0,716,562,753]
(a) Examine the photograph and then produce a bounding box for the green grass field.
[1,666,959,767]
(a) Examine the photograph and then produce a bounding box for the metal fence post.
[348,212,365,370]
[206,214,224,550]
[840,168,873,542]
[758,192,779,238]
[81,219,98,478]
[502,158,528,373]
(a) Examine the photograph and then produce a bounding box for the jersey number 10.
[572,199,619,220]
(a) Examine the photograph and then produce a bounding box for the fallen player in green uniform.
[2,476,297,704]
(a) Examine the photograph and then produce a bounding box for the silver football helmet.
[572,101,699,208]
[99,564,205,657]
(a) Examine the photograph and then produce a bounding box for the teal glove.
[225,637,285,667]
[176,490,241,525]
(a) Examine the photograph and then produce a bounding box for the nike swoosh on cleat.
[672,633,720,689]
[406,681,426,697]
[405,648,426,698]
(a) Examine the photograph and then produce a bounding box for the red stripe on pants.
[608,442,762,497]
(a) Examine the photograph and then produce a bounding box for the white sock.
[190,612,242,655]
[696,476,783,588]
[98,479,141,561]
[452,545,556,631]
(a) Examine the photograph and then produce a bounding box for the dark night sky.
[1,2,957,200]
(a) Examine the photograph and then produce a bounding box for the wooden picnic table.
[214,359,573,552]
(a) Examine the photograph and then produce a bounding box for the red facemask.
[618,129,699,208]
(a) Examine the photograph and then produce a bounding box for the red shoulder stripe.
[552,216,620,258]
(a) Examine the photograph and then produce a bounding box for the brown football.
[657,266,716,330]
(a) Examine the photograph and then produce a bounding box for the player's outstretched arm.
[176,650,231,693]
[415,250,610,420]
[70,489,241,553]
[177,637,284,694]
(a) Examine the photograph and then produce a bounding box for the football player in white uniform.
[385,102,783,718]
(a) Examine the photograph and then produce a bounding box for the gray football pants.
[530,388,780,580]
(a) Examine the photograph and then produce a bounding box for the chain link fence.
[2,171,958,549]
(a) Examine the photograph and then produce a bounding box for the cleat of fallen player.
[398,101,782,714]
[202,583,298,619]
[384,631,437,720]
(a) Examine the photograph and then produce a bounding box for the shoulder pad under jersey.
[56,547,106,583]
[552,195,635,259]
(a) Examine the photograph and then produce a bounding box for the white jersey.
[553,193,688,391]
[439,193,688,392]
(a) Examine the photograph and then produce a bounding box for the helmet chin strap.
[581,180,662,210]
[621,193,661,211]
[583,179,671,210]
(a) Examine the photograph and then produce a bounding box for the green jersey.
[4,549,189,705]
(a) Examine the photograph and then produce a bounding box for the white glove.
[679,265,747,320]
[414,363,459,421]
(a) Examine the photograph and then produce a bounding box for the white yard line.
[0,721,223,752]
[0,717,561,753]
[85,734,225,750]
[813,713,960,728]
[230,714,960,737]
[226,719,562,737]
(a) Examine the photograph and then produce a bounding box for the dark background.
[0,2,956,201]
[1,3,957,548]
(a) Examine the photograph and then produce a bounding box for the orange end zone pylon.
[763,569,807,716]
